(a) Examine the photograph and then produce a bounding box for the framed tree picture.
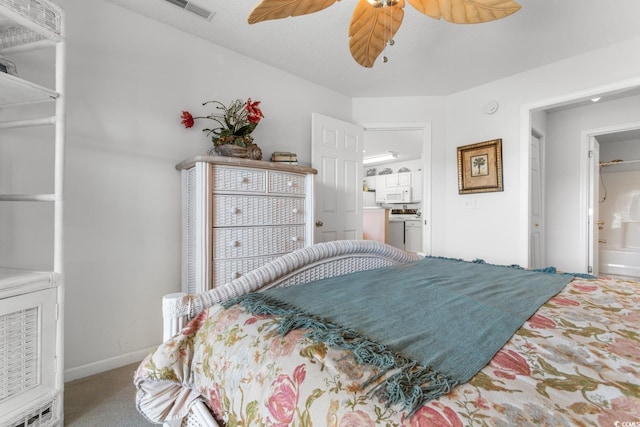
[457,138,503,194]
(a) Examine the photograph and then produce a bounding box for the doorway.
[362,122,432,255]
[521,79,640,273]
[585,124,640,277]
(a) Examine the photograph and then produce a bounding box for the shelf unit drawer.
[212,167,266,193]
[212,256,278,287]
[213,225,305,259]
[213,195,306,227]
[268,172,306,195]
[0,287,57,423]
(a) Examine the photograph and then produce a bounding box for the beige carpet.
[64,361,153,426]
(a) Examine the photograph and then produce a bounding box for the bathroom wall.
[598,137,640,248]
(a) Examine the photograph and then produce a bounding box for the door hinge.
[588,266,593,274]
[588,150,593,158]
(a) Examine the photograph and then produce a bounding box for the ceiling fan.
[247,0,521,68]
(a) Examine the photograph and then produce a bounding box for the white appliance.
[385,186,411,203]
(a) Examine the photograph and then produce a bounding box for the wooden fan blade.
[248,0,339,24]
[407,0,520,23]
[349,0,405,68]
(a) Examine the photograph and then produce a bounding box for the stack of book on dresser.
[271,151,298,165]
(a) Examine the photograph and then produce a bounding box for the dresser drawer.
[213,195,306,226]
[268,172,306,195]
[213,226,305,259]
[213,256,277,287]
[212,167,266,193]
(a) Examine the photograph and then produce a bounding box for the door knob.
[315,220,324,227]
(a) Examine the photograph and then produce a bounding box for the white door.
[529,133,544,268]
[311,113,364,243]
[588,136,600,276]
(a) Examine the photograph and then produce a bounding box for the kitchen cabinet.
[385,172,411,187]
[411,171,422,202]
[363,176,376,191]
[375,176,387,202]
[404,220,423,253]
[371,171,422,203]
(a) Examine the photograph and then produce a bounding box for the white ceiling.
[364,129,424,164]
[596,128,640,145]
[104,0,640,98]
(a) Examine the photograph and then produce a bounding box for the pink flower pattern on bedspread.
[134,276,640,426]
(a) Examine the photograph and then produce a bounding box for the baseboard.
[64,345,158,382]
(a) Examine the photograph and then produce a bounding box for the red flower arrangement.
[181,98,264,148]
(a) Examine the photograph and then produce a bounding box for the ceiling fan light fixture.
[248,0,521,67]
[368,0,399,7]
[363,152,398,164]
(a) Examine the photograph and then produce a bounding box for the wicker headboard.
[162,240,421,340]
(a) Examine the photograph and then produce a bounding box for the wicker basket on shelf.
[0,0,62,49]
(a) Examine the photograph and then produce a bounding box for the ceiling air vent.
[164,0,215,21]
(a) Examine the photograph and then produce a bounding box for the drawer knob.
[229,240,240,247]
[230,207,240,214]
[291,236,300,242]
[292,208,299,214]
[286,181,294,187]
[239,177,249,184]
[233,272,242,279]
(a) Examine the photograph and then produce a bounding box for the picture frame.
[457,138,503,194]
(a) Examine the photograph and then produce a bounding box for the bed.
[134,240,640,426]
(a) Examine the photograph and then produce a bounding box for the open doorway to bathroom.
[591,127,640,279]
[522,80,640,275]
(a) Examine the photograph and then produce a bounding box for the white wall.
[354,37,640,268]
[1,0,352,378]
[595,136,640,249]
[599,168,640,249]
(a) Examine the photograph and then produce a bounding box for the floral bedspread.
[135,275,640,426]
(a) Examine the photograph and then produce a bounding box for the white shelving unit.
[0,1,65,426]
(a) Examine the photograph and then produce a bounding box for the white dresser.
[177,156,317,293]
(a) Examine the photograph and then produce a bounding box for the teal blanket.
[225,257,573,414]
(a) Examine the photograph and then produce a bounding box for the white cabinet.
[385,172,411,187]
[411,171,422,202]
[371,171,422,204]
[0,1,66,426]
[177,156,316,293]
[0,283,58,426]
[363,176,376,191]
[375,175,387,202]
[404,220,423,253]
